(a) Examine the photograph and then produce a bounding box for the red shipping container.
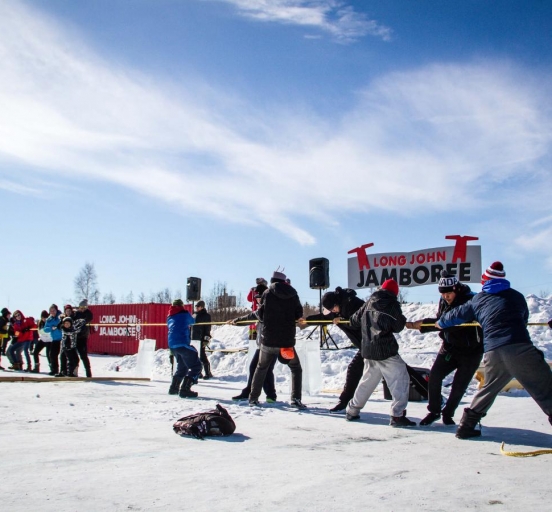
[87,303,193,356]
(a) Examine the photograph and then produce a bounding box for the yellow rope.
[500,442,552,457]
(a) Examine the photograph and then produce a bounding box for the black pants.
[62,348,79,376]
[48,342,61,374]
[250,345,302,402]
[200,343,212,376]
[242,348,277,400]
[338,350,365,404]
[33,341,49,366]
[428,350,483,416]
[76,337,92,377]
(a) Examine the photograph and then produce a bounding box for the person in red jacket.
[246,277,267,340]
[7,310,36,371]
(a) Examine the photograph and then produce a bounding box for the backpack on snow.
[173,404,236,440]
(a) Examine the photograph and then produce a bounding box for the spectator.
[191,300,214,379]
[59,305,74,376]
[249,270,306,409]
[167,299,202,398]
[345,279,416,427]
[246,277,267,340]
[437,261,552,439]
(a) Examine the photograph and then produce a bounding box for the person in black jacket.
[191,301,213,379]
[406,271,483,426]
[249,270,306,409]
[57,317,79,377]
[0,308,13,369]
[346,279,416,427]
[73,300,93,378]
[299,287,364,412]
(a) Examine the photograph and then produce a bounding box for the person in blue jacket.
[437,261,552,439]
[43,304,63,375]
[167,299,202,398]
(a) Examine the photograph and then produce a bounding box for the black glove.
[548,319,552,329]
[21,327,30,333]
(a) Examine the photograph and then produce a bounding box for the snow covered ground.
[2,295,552,511]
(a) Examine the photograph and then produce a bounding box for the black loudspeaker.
[309,258,330,290]
[186,277,202,301]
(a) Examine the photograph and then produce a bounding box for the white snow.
[2,296,552,511]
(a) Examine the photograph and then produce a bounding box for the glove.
[548,319,552,329]
[204,336,211,342]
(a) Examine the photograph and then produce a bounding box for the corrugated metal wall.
[88,303,193,355]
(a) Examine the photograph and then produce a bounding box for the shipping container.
[87,303,193,356]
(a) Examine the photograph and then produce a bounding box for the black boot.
[168,376,181,395]
[202,361,213,380]
[31,365,40,373]
[420,412,440,426]
[456,408,483,439]
[179,376,198,398]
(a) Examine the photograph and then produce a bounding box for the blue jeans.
[172,346,203,383]
[8,341,31,367]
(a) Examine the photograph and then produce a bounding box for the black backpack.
[173,404,236,440]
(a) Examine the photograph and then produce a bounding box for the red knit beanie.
[481,261,506,284]
[381,279,399,297]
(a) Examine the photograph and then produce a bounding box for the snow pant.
[250,345,302,402]
[8,341,31,368]
[200,342,212,377]
[466,343,552,419]
[172,346,203,385]
[76,337,92,378]
[1,336,9,355]
[61,348,79,376]
[241,348,277,400]
[427,350,483,417]
[338,350,364,404]
[347,355,410,417]
[33,340,51,367]
[48,341,61,374]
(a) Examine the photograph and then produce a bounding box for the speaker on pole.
[186,277,202,301]
[309,258,330,290]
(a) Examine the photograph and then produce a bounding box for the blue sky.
[3,0,552,315]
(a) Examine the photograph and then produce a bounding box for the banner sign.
[347,235,481,289]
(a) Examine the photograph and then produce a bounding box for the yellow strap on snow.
[500,442,552,457]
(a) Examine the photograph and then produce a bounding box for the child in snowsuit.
[58,317,79,377]
[346,279,416,427]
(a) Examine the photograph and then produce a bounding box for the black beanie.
[322,292,338,310]
[438,270,459,293]
[1,307,10,316]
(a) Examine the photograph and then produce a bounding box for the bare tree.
[74,262,100,304]
[126,291,134,304]
[102,292,116,304]
[137,292,146,303]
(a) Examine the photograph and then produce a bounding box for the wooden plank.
[0,376,151,383]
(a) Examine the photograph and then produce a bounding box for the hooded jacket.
[420,283,483,356]
[44,311,63,342]
[191,308,212,341]
[257,282,303,348]
[12,311,36,343]
[167,305,195,350]
[60,317,78,350]
[349,289,406,360]
[438,279,531,352]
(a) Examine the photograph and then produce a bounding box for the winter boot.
[420,412,440,426]
[329,401,347,414]
[168,376,181,395]
[31,365,40,374]
[390,410,417,427]
[346,412,360,421]
[442,413,456,425]
[9,362,22,371]
[232,392,249,401]
[202,361,214,380]
[179,376,198,398]
[455,408,483,439]
[290,398,307,410]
